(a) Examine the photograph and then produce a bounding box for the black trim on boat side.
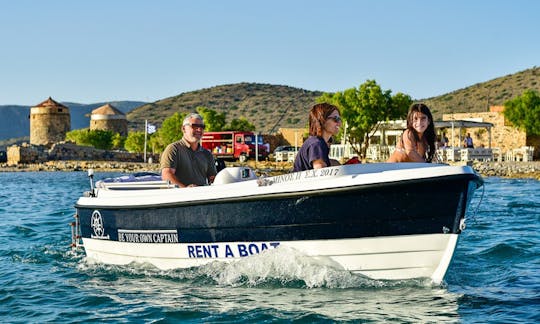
[77,174,478,243]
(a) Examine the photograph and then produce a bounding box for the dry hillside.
[127,67,539,132]
[127,83,323,133]
[423,66,539,118]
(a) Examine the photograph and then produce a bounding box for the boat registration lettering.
[305,167,340,177]
[187,242,280,258]
[318,167,340,176]
[271,167,340,184]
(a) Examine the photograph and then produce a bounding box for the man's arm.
[312,159,327,169]
[161,167,192,188]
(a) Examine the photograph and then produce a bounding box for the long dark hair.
[406,103,436,162]
[309,103,340,137]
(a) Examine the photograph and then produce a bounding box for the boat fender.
[213,167,258,185]
[459,218,466,231]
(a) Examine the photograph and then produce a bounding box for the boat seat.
[95,172,167,189]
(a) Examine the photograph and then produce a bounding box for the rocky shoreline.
[469,161,540,180]
[0,160,539,180]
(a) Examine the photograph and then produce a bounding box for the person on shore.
[440,132,449,148]
[160,113,217,187]
[387,103,438,163]
[293,103,342,171]
[463,133,474,148]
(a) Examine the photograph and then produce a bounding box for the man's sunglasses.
[188,123,206,130]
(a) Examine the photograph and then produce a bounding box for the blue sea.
[0,172,538,323]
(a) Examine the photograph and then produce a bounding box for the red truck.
[201,131,269,162]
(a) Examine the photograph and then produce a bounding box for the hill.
[127,83,323,133]
[0,101,146,141]
[423,66,540,118]
[128,67,539,133]
[2,67,538,142]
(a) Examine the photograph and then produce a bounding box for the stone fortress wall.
[6,142,157,165]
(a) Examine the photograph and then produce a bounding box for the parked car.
[273,146,299,154]
[273,146,299,162]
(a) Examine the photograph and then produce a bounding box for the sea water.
[0,172,538,323]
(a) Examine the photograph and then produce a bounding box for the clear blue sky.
[1,0,538,105]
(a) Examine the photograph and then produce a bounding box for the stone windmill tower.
[90,103,128,136]
[29,97,71,146]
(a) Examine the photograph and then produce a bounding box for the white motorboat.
[73,163,483,285]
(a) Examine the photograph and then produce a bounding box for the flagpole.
[144,119,148,163]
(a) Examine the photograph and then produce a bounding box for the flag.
[147,124,156,134]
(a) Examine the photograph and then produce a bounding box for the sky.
[1,0,538,106]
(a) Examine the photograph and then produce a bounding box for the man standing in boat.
[161,113,217,187]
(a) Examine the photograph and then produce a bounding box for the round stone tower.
[30,97,71,146]
[90,103,128,136]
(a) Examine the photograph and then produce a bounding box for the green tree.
[65,129,116,150]
[197,106,256,131]
[318,80,411,158]
[65,129,89,145]
[87,130,115,150]
[124,131,148,153]
[504,90,540,135]
[226,117,256,131]
[196,106,226,131]
[111,133,126,149]
[389,92,413,119]
[151,112,186,153]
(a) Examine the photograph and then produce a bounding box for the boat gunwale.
[75,172,481,210]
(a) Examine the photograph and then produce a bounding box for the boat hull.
[82,233,458,284]
[74,163,482,284]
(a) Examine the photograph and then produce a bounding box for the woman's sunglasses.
[327,116,342,123]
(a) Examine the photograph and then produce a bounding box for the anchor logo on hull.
[91,210,110,239]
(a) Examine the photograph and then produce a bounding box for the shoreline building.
[29,97,71,146]
[90,103,128,136]
[442,106,538,161]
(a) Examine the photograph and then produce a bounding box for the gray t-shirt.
[160,138,217,186]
